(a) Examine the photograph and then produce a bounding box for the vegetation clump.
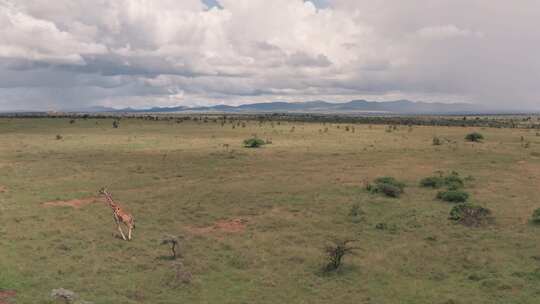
[437,190,470,203]
[348,203,364,223]
[420,176,444,188]
[366,177,405,198]
[323,239,358,273]
[465,132,484,142]
[432,136,442,146]
[531,208,540,224]
[420,171,464,190]
[243,137,266,148]
[449,203,492,226]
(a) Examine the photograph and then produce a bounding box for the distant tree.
[465,132,484,142]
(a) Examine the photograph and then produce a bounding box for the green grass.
[1,117,540,303]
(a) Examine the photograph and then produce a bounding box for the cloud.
[0,2,106,65]
[0,0,538,111]
[416,25,483,40]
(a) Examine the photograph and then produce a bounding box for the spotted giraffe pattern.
[99,188,135,241]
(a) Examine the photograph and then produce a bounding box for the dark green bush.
[449,204,492,226]
[531,208,540,224]
[243,137,266,148]
[437,190,469,203]
[465,132,484,142]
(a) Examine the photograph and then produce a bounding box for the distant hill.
[76,100,492,115]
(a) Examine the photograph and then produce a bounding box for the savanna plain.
[1,117,540,304]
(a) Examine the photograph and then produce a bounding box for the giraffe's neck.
[104,192,119,211]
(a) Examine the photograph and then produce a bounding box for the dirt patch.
[187,218,247,235]
[43,197,100,209]
[0,186,7,193]
[0,290,16,304]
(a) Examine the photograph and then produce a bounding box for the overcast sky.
[0,0,538,111]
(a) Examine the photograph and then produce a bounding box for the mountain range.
[71,100,498,115]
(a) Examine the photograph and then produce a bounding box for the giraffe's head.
[98,187,108,196]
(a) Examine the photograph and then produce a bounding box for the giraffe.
[98,188,135,241]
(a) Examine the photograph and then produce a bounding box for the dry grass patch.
[186,218,248,235]
[42,197,100,208]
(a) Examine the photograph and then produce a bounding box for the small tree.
[323,239,358,273]
[161,235,181,259]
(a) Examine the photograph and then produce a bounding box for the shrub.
[376,183,402,198]
[465,132,484,142]
[112,120,120,128]
[323,239,358,273]
[348,203,362,217]
[55,134,63,140]
[420,171,464,190]
[531,208,540,224]
[243,137,265,148]
[449,204,492,226]
[367,176,405,198]
[432,136,442,146]
[420,176,444,188]
[437,190,469,203]
[444,172,465,190]
[373,177,405,190]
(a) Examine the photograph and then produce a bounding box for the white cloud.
[0,0,538,111]
[0,1,106,65]
[416,25,483,40]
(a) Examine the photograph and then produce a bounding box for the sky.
[0,0,538,111]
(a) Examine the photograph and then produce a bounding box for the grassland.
[1,117,540,303]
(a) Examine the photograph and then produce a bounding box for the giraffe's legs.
[127,226,132,241]
[117,224,127,240]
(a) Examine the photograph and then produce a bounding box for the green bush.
[420,172,464,189]
[367,177,405,198]
[465,132,484,142]
[531,208,540,224]
[432,136,442,146]
[243,137,266,148]
[437,190,469,203]
[444,172,465,190]
[449,203,492,226]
